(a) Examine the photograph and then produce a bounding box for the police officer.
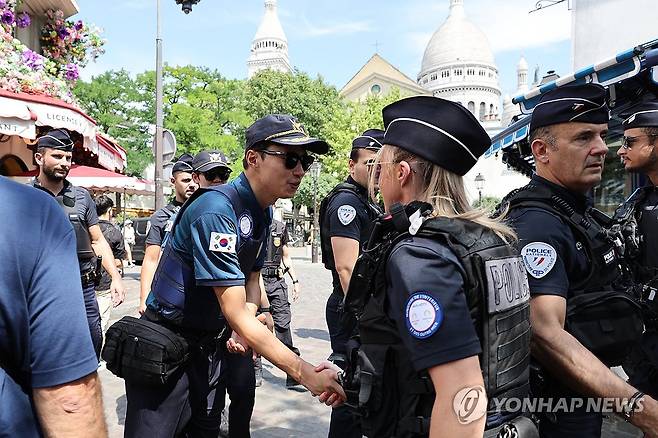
[139,153,197,315]
[617,101,658,398]
[32,128,125,358]
[261,216,302,388]
[320,96,533,437]
[124,114,344,438]
[320,128,383,437]
[502,84,658,437]
[192,150,233,187]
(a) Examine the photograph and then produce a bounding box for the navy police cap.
[352,128,384,151]
[245,114,329,154]
[530,83,609,132]
[192,150,231,173]
[37,128,74,151]
[621,101,658,129]
[172,153,194,174]
[382,96,490,176]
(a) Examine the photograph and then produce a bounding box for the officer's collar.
[346,176,367,195]
[32,176,72,197]
[231,173,272,225]
[171,199,184,207]
[531,174,590,212]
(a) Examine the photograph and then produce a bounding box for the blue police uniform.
[0,177,99,437]
[125,173,271,438]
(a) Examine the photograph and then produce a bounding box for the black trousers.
[264,277,299,355]
[325,289,361,438]
[624,330,658,398]
[82,281,102,359]
[537,408,602,438]
[124,335,255,438]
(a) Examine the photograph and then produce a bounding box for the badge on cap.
[405,292,443,339]
[209,232,237,253]
[239,213,253,238]
[521,242,557,279]
[337,205,356,226]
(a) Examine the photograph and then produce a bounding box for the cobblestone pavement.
[100,248,642,437]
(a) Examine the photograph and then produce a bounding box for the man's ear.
[245,149,259,168]
[531,139,549,165]
[34,151,44,166]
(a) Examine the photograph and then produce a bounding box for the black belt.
[262,266,281,278]
[80,269,98,286]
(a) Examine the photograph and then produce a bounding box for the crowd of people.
[2,85,658,438]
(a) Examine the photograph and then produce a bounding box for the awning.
[0,95,36,139]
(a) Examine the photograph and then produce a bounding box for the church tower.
[247,0,292,78]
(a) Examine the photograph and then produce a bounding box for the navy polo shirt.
[0,177,98,437]
[506,175,590,299]
[163,173,271,329]
[385,236,482,372]
[145,200,182,247]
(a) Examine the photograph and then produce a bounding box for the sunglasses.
[260,149,315,171]
[621,134,657,149]
[202,167,232,182]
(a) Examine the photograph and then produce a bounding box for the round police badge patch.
[337,205,356,226]
[521,242,557,279]
[405,292,443,339]
[273,237,281,247]
[239,213,253,238]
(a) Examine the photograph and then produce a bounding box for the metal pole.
[312,173,319,263]
[479,190,482,205]
[154,0,165,210]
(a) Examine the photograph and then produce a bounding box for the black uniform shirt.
[507,175,590,299]
[96,220,126,291]
[145,200,183,247]
[638,187,658,271]
[32,179,99,273]
[264,219,289,268]
[325,177,373,289]
[385,236,482,372]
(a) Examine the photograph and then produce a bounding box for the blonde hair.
[369,145,516,243]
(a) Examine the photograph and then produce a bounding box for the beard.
[41,164,69,182]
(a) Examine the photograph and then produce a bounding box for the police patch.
[239,213,253,238]
[521,242,557,279]
[209,232,236,253]
[273,236,281,247]
[337,205,356,226]
[405,292,443,339]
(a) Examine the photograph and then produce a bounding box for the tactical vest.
[150,184,267,326]
[159,202,182,249]
[342,205,531,437]
[264,221,286,268]
[503,183,644,367]
[319,181,381,271]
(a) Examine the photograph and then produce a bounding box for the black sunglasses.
[260,149,315,171]
[202,167,232,182]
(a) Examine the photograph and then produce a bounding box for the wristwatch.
[621,391,645,422]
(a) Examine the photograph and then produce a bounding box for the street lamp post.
[154,0,164,210]
[310,161,322,263]
[474,172,485,206]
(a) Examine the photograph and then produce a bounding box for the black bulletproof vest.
[503,183,644,367]
[344,209,531,437]
[319,180,381,272]
[264,221,286,267]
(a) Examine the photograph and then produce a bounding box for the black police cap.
[37,128,74,151]
[172,153,194,174]
[245,114,329,154]
[192,150,231,173]
[382,96,490,176]
[621,101,658,129]
[529,83,609,132]
[352,128,384,151]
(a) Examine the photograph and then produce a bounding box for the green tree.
[292,172,341,211]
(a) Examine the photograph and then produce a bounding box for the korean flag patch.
[209,232,237,253]
[405,292,443,339]
[521,242,557,279]
[337,205,356,226]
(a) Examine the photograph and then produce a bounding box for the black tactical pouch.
[566,290,644,367]
[102,316,190,386]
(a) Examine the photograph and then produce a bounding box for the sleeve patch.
[209,232,237,253]
[337,204,357,225]
[405,292,443,339]
[521,242,557,279]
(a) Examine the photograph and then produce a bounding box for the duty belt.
[81,269,99,286]
[262,266,281,278]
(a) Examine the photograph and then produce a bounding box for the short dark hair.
[529,126,557,150]
[95,195,114,216]
[243,142,268,169]
[349,148,360,162]
[643,127,658,138]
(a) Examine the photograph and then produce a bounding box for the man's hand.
[226,330,250,355]
[292,282,301,302]
[259,312,274,332]
[315,361,345,407]
[110,277,125,307]
[137,302,147,316]
[302,364,346,405]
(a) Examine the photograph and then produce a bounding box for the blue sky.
[76,0,573,97]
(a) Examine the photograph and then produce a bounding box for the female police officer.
[321,96,533,437]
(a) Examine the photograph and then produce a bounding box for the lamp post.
[310,161,322,263]
[474,172,485,206]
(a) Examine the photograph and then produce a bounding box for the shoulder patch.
[337,204,357,226]
[405,292,443,339]
[521,242,557,279]
[239,213,253,238]
[209,232,237,253]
